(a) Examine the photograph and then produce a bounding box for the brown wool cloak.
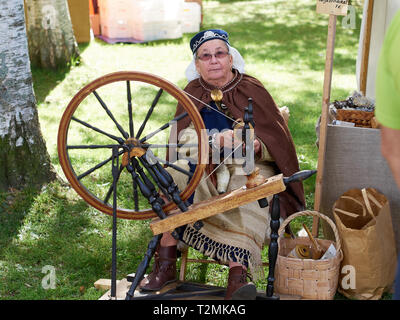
[174,72,305,218]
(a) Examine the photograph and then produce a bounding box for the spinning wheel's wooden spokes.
[135,88,163,139]
[71,116,125,144]
[103,164,124,204]
[58,71,207,220]
[127,80,134,138]
[77,149,125,180]
[93,90,130,139]
[102,161,140,212]
[139,112,189,143]
[67,144,121,150]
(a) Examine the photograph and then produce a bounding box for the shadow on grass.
[31,66,68,105]
[0,187,40,252]
[31,42,90,105]
[201,0,363,77]
[0,180,154,299]
[223,20,358,75]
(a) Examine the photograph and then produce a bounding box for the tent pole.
[312,14,337,237]
[360,0,375,96]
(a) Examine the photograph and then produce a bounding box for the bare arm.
[381,126,400,189]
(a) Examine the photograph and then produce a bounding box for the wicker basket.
[336,109,374,128]
[275,210,343,300]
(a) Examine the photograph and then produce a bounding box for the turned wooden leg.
[125,234,162,300]
[266,193,280,299]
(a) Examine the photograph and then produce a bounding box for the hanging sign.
[316,0,349,16]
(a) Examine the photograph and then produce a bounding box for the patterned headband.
[190,29,230,54]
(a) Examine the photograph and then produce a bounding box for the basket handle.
[278,210,341,253]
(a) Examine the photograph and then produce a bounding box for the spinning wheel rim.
[57,71,207,220]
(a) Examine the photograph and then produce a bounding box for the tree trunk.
[25,0,80,69]
[0,0,56,191]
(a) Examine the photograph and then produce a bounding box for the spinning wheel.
[57,71,207,220]
[58,71,317,300]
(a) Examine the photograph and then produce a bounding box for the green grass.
[0,0,372,299]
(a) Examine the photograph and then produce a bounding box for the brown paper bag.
[333,188,397,300]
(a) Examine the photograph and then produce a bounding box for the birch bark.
[0,0,56,191]
[25,0,80,69]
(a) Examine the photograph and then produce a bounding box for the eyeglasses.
[197,51,229,61]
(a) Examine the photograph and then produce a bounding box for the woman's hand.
[254,138,261,155]
[216,130,239,149]
[215,130,261,155]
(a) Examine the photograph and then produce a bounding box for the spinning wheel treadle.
[57,71,207,220]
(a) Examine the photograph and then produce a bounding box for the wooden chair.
[178,243,270,282]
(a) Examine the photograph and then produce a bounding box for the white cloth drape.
[356,0,400,99]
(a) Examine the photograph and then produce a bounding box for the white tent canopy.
[356,0,400,99]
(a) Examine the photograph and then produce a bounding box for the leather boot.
[139,245,177,291]
[224,266,257,300]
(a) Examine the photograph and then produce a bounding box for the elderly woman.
[139,29,305,300]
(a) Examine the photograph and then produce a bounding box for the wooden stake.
[360,0,375,95]
[312,14,337,237]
